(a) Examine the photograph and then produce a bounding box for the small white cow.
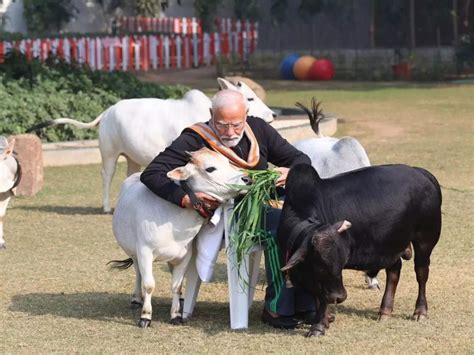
[0,137,21,250]
[110,148,249,327]
[293,99,371,177]
[29,78,275,213]
[292,99,379,289]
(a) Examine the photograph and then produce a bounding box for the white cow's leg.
[137,247,155,328]
[131,259,143,308]
[101,155,119,213]
[169,247,192,324]
[125,156,141,177]
[0,195,9,250]
[0,217,5,250]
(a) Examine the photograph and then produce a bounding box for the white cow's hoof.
[365,276,380,290]
[137,318,151,328]
[169,316,184,325]
[368,282,380,290]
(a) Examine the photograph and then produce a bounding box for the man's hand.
[274,167,290,187]
[181,192,221,217]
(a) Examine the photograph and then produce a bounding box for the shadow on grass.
[15,205,104,215]
[8,292,302,336]
[333,304,380,320]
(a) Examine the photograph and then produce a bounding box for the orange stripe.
[189,123,260,169]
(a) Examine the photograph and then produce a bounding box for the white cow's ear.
[217,77,236,90]
[0,138,15,160]
[167,166,192,181]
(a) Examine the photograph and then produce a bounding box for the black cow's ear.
[281,242,308,272]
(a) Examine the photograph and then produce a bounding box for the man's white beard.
[220,132,244,147]
[210,120,245,148]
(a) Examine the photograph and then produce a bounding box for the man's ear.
[217,77,236,90]
[281,241,308,272]
[167,166,193,181]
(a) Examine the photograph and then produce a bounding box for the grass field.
[1,82,473,353]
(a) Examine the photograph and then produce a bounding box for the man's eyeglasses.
[214,121,245,130]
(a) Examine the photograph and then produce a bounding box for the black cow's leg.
[412,240,433,321]
[306,295,327,337]
[378,259,402,321]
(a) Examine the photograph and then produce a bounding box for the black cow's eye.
[247,97,254,102]
[205,167,216,173]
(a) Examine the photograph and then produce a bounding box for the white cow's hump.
[295,136,371,178]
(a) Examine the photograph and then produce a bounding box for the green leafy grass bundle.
[229,169,280,274]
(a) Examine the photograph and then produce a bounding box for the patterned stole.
[189,122,260,169]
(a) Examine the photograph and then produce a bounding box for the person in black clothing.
[141,89,314,329]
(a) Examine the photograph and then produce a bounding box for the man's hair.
[211,89,248,112]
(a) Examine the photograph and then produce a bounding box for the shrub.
[0,51,189,142]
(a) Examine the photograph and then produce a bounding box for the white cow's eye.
[247,98,254,102]
[205,167,216,173]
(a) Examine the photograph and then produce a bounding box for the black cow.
[279,163,442,337]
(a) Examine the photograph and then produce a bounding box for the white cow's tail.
[107,258,134,271]
[295,98,324,138]
[26,112,104,133]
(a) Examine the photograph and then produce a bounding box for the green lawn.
[1,82,473,353]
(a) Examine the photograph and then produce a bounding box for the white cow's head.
[0,137,20,194]
[217,77,276,123]
[167,148,250,202]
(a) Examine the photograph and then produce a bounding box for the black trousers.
[263,206,315,316]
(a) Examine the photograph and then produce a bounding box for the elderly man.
[141,89,314,329]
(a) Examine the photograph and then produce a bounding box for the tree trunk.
[453,0,459,45]
[409,0,416,49]
[369,0,375,48]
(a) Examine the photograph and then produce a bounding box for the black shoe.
[261,309,303,329]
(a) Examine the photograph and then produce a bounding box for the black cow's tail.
[107,258,134,270]
[415,167,442,205]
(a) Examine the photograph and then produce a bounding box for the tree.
[297,0,345,18]
[135,0,161,16]
[194,0,222,32]
[23,0,77,35]
[234,0,260,21]
[270,0,288,25]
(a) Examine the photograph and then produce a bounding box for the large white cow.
[28,78,275,213]
[109,148,249,328]
[0,137,21,250]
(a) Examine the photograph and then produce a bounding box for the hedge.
[0,51,189,142]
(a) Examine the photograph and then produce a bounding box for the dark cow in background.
[279,163,442,337]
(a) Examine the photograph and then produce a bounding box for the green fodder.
[229,169,280,273]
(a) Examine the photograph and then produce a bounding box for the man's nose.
[224,126,236,135]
